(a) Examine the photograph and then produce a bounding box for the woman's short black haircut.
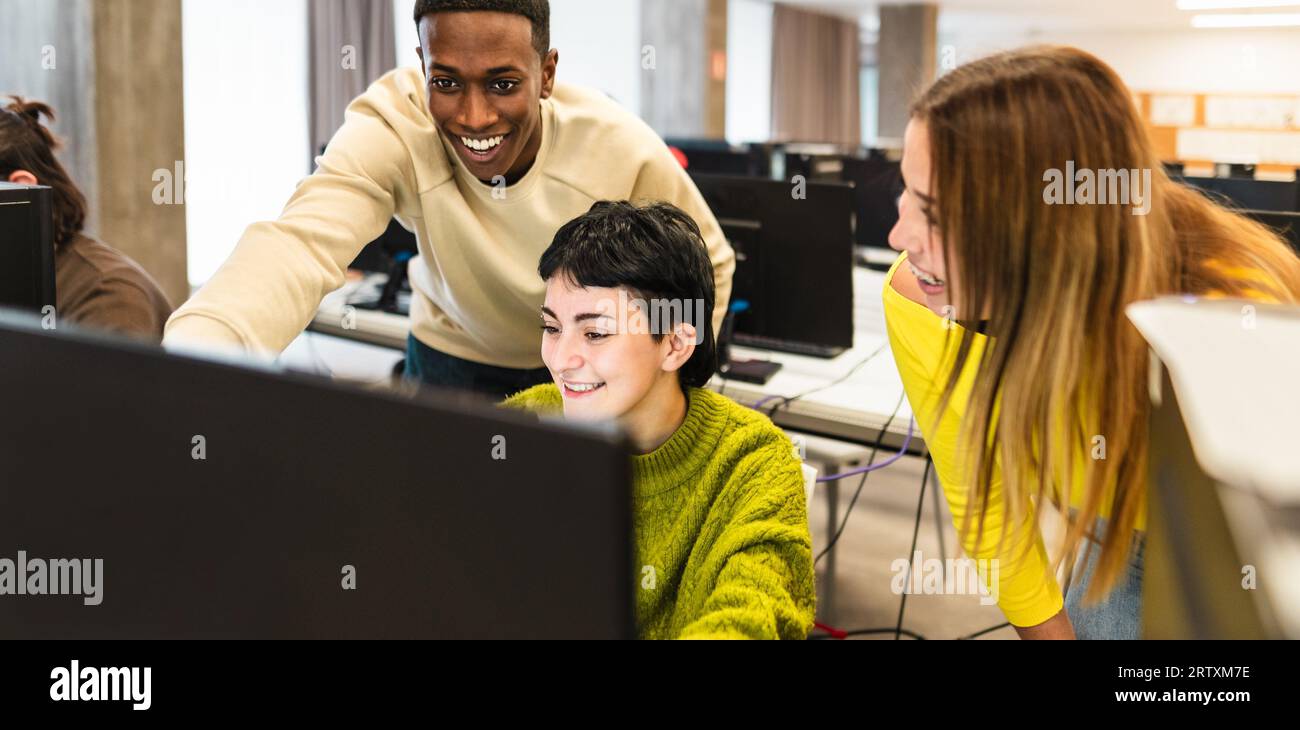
[539,201,718,391]
[413,0,550,57]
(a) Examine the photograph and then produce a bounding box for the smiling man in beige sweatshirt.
[164,0,734,400]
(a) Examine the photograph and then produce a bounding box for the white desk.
[310,273,411,351]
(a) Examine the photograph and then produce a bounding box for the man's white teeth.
[461,135,504,152]
[566,382,604,393]
[909,262,943,286]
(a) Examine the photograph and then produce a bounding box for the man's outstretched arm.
[165,97,416,356]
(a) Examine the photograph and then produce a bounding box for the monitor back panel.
[0,318,634,639]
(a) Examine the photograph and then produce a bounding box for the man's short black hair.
[413,0,550,57]
[539,201,718,391]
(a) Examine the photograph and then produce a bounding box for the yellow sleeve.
[882,254,1064,627]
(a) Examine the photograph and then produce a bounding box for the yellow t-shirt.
[884,253,1065,626]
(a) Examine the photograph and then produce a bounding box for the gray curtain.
[770,4,861,146]
[308,0,397,168]
[0,0,99,232]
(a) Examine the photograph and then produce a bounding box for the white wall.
[392,0,420,70]
[940,26,1300,95]
[726,0,773,143]
[549,0,642,112]
[394,0,642,111]
[182,0,310,287]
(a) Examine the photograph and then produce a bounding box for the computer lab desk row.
[309,265,926,622]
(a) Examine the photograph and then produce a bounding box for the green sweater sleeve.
[677,454,816,640]
[499,384,560,412]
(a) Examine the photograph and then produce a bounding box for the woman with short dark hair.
[503,200,816,639]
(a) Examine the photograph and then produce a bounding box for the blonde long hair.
[912,45,1300,601]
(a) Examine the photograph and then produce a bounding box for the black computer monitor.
[0,314,634,639]
[1177,175,1299,213]
[691,173,855,357]
[0,182,56,313]
[1243,210,1300,256]
[348,218,417,274]
[781,153,901,251]
[782,151,844,183]
[1227,163,1256,179]
[841,157,902,250]
[666,138,770,177]
[347,218,419,315]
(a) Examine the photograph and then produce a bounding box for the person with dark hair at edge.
[163,0,735,400]
[0,97,173,342]
[502,201,815,639]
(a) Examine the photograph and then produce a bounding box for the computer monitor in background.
[1227,163,1256,179]
[666,138,771,177]
[0,313,634,639]
[713,218,783,384]
[0,182,56,313]
[781,151,901,252]
[347,218,419,315]
[1243,210,1300,256]
[782,151,846,184]
[691,173,855,358]
[841,156,902,250]
[348,218,417,273]
[336,127,420,315]
[1177,175,1300,213]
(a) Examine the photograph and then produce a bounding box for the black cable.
[813,390,905,566]
[765,343,887,420]
[811,454,1011,641]
[894,456,932,640]
[906,459,1010,641]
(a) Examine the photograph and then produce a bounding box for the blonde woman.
[883,46,1300,639]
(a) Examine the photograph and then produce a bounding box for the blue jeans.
[1063,519,1145,640]
[402,334,551,401]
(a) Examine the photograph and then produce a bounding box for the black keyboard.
[733,333,846,359]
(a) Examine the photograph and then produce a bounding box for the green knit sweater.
[501,384,816,639]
